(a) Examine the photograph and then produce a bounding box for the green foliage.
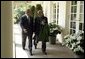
[63,31,84,55]
[14,8,25,24]
[48,20,62,36]
[13,4,32,24]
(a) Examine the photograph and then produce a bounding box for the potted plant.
[48,20,62,44]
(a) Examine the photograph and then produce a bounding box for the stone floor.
[15,41,79,58]
[13,24,78,58]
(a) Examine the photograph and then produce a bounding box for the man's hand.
[23,29,27,33]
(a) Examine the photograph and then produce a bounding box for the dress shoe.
[42,51,47,55]
[29,49,33,56]
[30,52,33,56]
[29,51,33,56]
[44,52,47,55]
[23,47,25,50]
[35,45,37,49]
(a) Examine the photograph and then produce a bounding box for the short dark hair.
[26,9,31,13]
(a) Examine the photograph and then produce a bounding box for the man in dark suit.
[20,9,33,55]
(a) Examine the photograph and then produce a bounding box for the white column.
[58,1,67,43]
[43,1,53,23]
[58,1,66,28]
[47,1,51,23]
[55,1,59,24]
[58,1,71,43]
[42,1,46,16]
[50,2,53,23]
[65,1,71,35]
[1,1,13,58]
[76,1,80,34]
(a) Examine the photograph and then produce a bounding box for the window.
[71,1,77,21]
[70,1,84,35]
[79,1,84,32]
[70,1,77,34]
[71,1,77,5]
[53,3,56,22]
[57,2,59,24]
[79,23,82,30]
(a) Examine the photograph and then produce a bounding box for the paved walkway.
[13,24,78,58]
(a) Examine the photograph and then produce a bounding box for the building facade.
[13,1,84,42]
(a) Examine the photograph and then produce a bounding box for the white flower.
[64,35,70,39]
[77,36,82,41]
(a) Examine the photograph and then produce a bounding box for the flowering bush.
[63,31,84,55]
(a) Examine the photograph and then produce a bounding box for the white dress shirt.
[25,14,30,22]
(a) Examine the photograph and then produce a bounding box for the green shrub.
[63,31,84,55]
[48,20,62,37]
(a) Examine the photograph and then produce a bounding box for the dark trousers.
[22,32,32,51]
[34,33,46,52]
[34,34,38,47]
[42,41,46,52]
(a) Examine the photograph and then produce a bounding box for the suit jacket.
[20,14,33,35]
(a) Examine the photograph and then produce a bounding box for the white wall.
[65,1,71,35]
[58,1,66,28]
[42,1,71,43]
[58,1,71,35]
[57,1,71,42]
[1,1,13,58]
[42,1,54,23]
[58,1,66,42]
[43,1,52,23]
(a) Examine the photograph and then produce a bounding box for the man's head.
[25,9,32,16]
[37,10,44,17]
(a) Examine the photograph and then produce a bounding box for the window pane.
[53,14,56,19]
[80,1,84,4]
[73,30,75,34]
[82,23,84,31]
[70,29,72,34]
[71,1,74,5]
[54,9,56,13]
[83,25,84,31]
[71,14,73,20]
[71,1,77,5]
[74,1,77,5]
[71,6,77,13]
[53,3,56,8]
[79,23,82,30]
[71,6,73,13]
[72,22,76,29]
[70,22,72,28]
[57,3,59,13]
[74,6,77,13]
[57,14,59,20]
[74,14,76,20]
[53,3,56,20]
[57,9,59,13]
[80,5,84,13]
[80,14,84,21]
